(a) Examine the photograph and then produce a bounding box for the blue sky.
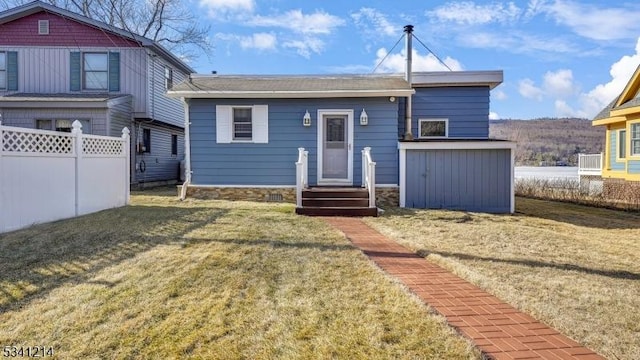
[192,0,640,120]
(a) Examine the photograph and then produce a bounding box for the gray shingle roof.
[168,75,414,98]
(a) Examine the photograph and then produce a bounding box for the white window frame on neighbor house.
[215,105,269,144]
[35,118,92,134]
[83,52,109,90]
[631,122,640,157]
[164,67,173,90]
[0,52,6,90]
[418,118,448,139]
[617,129,627,161]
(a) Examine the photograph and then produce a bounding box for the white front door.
[318,110,353,185]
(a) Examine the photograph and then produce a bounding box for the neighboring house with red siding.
[0,1,194,185]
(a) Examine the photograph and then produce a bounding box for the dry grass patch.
[0,188,478,359]
[365,197,640,360]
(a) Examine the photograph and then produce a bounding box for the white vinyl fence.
[1,121,130,233]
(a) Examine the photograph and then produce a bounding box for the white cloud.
[240,33,277,51]
[543,69,576,98]
[351,8,397,37]
[492,89,507,100]
[578,37,640,117]
[489,111,500,120]
[200,0,255,18]
[427,1,521,25]
[373,48,463,73]
[250,9,345,35]
[542,1,640,41]
[283,37,325,59]
[461,31,578,55]
[518,78,544,101]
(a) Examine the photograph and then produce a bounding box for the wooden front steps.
[295,187,378,217]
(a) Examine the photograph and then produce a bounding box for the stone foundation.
[179,186,296,203]
[376,187,399,208]
[602,178,640,202]
[178,185,400,207]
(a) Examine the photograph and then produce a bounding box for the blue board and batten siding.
[399,87,490,138]
[188,98,399,186]
[405,149,511,213]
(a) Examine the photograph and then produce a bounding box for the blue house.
[168,69,514,215]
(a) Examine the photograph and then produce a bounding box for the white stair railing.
[361,147,376,208]
[295,147,308,207]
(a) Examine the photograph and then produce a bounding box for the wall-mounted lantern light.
[360,108,368,126]
[303,110,311,127]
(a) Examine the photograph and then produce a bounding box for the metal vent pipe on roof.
[404,24,414,140]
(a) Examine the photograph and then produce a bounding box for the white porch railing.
[295,147,309,207]
[578,153,603,176]
[361,147,376,208]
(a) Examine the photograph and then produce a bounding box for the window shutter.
[215,105,232,143]
[7,51,18,91]
[252,105,269,143]
[70,52,81,91]
[108,52,120,92]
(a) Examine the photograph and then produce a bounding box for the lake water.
[514,166,579,181]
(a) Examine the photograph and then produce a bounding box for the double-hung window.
[233,107,253,140]
[631,123,640,156]
[36,119,92,134]
[83,53,108,90]
[0,52,6,90]
[215,105,268,144]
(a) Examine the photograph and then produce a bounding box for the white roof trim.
[412,71,503,90]
[398,140,515,150]
[168,89,415,99]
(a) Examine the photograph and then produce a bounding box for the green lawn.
[365,197,640,360]
[0,189,478,359]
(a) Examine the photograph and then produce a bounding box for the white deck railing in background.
[1,121,130,233]
[361,147,376,208]
[578,153,603,176]
[295,147,309,207]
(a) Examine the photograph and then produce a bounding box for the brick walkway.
[324,217,605,360]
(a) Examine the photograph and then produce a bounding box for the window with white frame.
[215,105,269,144]
[632,123,640,156]
[36,119,92,134]
[233,107,253,140]
[0,52,6,90]
[165,67,173,90]
[83,52,108,90]
[419,118,448,138]
[618,129,626,159]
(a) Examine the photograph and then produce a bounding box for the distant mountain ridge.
[489,118,605,166]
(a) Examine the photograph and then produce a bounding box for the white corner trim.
[510,147,515,214]
[399,148,406,207]
[398,141,516,151]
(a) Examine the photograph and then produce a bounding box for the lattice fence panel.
[83,137,124,156]
[2,130,73,153]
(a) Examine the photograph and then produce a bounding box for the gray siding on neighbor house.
[132,122,184,183]
[188,97,399,186]
[107,96,133,137]
[609,131,625,171]
[0,107,108,135]
[399,87,490,138]
[405,148,511,213]
[146,55,189,128]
